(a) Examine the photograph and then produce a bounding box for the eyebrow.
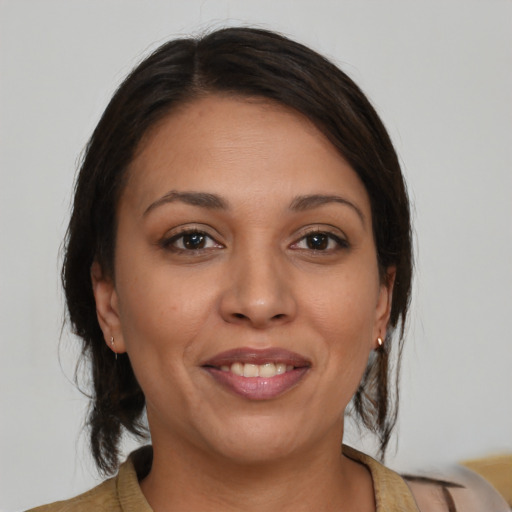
[289,194,365,224]
[143,191,228,216]
[144,190,365,224]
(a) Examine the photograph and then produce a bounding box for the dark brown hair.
[62,27,412,474]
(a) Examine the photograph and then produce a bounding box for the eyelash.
[159,228,222,253]
[290,229,349,253]
[159,227,348,255]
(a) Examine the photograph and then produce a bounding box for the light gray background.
[1,1,511,510]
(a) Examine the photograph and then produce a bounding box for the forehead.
[124,95,371,215]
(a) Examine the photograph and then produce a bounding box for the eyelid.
[289,225,349,251]
[158,224,224,252]
[293,224,348,241]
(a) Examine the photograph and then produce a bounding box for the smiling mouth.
[219,362,295,378]
[201,348,311,400]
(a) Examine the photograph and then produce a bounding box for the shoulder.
[405,465,509,512]
[25,476,119,512]
[25,447,152,512]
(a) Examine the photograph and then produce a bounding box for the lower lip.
[204,367,309,400]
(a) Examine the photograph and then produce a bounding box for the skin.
[92,95,395,512]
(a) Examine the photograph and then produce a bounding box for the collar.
[116,445,420,512]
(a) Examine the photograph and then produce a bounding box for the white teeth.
[243,364,259,377]
[259,363,276,378]
[231,362,244,376]
[223,362,295,378]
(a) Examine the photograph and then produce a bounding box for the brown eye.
[291,230,348,253]
[162,230,222,252]
[182,232,206,249]
[306,233,329,250]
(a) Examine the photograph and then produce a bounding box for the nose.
[219,248,297,329]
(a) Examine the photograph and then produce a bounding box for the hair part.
[62,26,412,474]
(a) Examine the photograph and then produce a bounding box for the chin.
[198,414,317,466]
[215,434,302,465]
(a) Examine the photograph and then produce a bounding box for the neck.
[140,431,375,512]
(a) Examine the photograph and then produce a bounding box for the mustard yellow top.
[27,445,421,511]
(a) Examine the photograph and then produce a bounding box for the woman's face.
[93,95,393,463]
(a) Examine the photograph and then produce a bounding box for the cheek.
[303,268,379,389]
[306,270,379,341]
[113,269,217,413]
[114,260,218,357]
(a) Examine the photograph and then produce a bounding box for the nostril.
[273,314,286,320]
[233,313,246,319]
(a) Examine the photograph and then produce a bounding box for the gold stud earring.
[377,337,384,348]
[110,336,117,360]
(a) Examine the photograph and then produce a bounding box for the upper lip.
[201,347,311,368]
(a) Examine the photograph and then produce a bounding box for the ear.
[373,266,396,347]
[90,261,126,355]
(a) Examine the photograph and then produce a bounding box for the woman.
[30,27,507,511]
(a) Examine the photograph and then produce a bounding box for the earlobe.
[90,261,126,354]
[374,266,396,346]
